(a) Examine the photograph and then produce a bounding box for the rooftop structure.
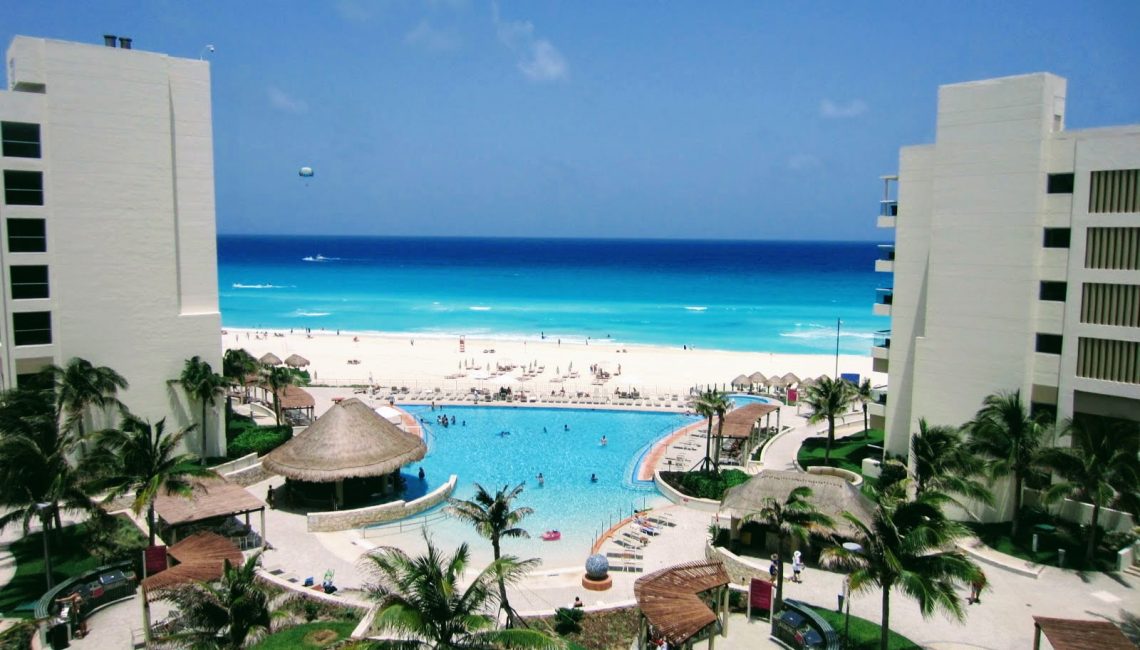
[0,35,223,453]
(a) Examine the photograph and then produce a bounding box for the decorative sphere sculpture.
[585,554,609,580]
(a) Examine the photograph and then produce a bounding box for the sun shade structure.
[715,402,781,464]
[780,372,801,386]
[262,397,427,508]
[731,374,750,389]
[154,477,268,546]
[284,353,310,368]
[634,561,731,648]
[1032,616,1135,650]
[259,352,282,366]
[141,532,244,599]
[748,371,767,385]
[720,469,874,539]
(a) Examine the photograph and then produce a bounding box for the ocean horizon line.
[216,233,891,245]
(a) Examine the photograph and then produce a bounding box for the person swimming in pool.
[600,435,608,446]
[537,472,544,486]
[590,473,598,483]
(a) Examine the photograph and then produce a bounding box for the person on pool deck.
[590,473,598,483]
[573,596,583,608]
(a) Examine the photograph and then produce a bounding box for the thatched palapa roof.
[277,384,314,410]
[155,477,266,526]
[634,561,730,646]
[259,352,283,365]
[747,371,766,384]
[262,397,426,482]
[720,470,874,538]
[780,372,801,386]
[731,374,750,387]
[284,353,310,368]
[142,532,244,599]
[720,403,780,439]
[766,375,786,388]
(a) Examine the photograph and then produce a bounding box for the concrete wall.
[0,36,222,456]
[306,475,457,532]
[705,542,767,586]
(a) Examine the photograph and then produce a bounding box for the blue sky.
[4,1,1140,240]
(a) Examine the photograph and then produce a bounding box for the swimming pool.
[394,405,698,564]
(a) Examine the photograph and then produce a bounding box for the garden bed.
[658,469,750,501]
[965,510,1133,571]
[797,428,883,474]
[809,606,921,650]
[525,605,640,650]
[250,621,357,649]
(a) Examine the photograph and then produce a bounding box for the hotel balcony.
[875,244,895,273]
[867,386,887,417]
[871,330,890,372]
[873,288,893,317]
[878,175,898,228]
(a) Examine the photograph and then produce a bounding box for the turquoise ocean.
[217,236,886,355]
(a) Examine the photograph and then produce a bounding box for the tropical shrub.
[228,426,292,458]
[664,469,750,500]
[554,607,584,635]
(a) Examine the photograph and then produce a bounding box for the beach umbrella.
[781,372,801,386]
[259,352,282,366]
[748,371,766,385]
[767,375,786,388]
[284,353,309,368]
[731,374,749,389]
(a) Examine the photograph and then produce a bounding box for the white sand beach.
[225,327,885,397]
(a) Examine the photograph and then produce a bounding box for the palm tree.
[802,377,856,466]
[855,378,873,436]
[744,486,834,619]
[178,356,228,461]
[0,384,94,537]
[86,414,218,545]
[446,483,533,628]
[160,551,271,649]
[911,418,993,508]
[263,366,297,428]
[222,349,259,405]
[48,357,129,440]
[821,482,982,650]
[967,390,1049,537]
[360,534,558,649]
[692,389,729,473]
[1036,416,1140,565]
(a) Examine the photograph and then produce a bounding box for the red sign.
[144,545,168,576]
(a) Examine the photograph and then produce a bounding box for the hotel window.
[3,170,43,205]
[12,311,51,346]
[1089,169,1139,213]
[9,265,48,299]
[1043,228,1070,249]
[1035,333,1063,355]
[1,122,40,158]
[7,218,46,252]
[1046,173,1074,194]
[1039,281,1067,302]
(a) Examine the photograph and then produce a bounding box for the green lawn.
[0,516,145,617]
[965,517,1122,572]
[810,606,921,650]
[251,621,357,649]
[797,428,884,474]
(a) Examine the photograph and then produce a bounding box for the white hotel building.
[871,73,1139,518]
[0,35,223,454]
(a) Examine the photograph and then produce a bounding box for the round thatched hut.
[259,352,283,366]
[262,397,426,509]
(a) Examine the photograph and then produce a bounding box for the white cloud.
[788,154,822,171]
[268,86,308,114]
[493,3,567,82]
[405,21,461,52]
[820,99,868,119]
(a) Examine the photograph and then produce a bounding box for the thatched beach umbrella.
[263,397,427,508]
[731,374,750,389]
[766,375,786,389]
[259,352,283,366]
[747,371,766,385]
[780,372,801,386]
[720,469,874,539]
[284,353,310,368]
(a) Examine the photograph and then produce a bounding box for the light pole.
[35,502,55,591]
[834,318,841,378]
[841,541,863,648]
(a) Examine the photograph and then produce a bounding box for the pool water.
[395,405,698,564]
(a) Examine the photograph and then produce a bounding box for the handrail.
[779,599,840,650]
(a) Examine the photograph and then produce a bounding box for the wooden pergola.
[717,402,780,463]
[276,384,315,422]
[634,561,731,649]
[1032,616,1134,650]
[154,477,268,548]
